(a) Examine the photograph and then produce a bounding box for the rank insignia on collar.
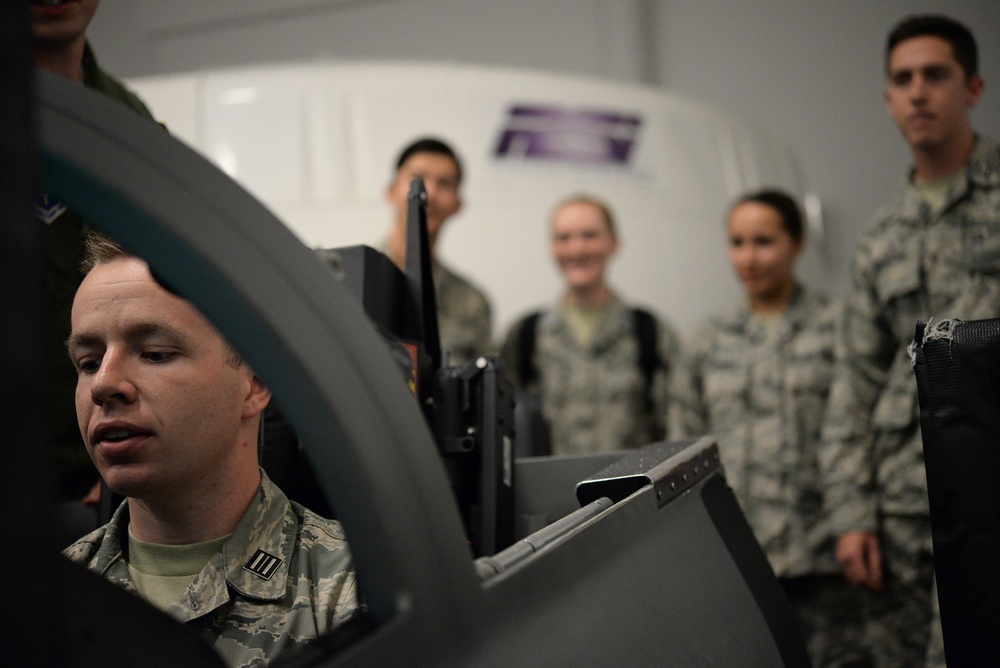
[243,549,282,580]
[34,193,68,224]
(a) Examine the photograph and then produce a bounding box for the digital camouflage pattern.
[434,260,494,365]
[501,293,680,455]
[821,136,1000,668]
[857,515,935,668]
[64,474,358,667]
[670,284,874,667]
[820,136,1000,536]
[669,284,839,578]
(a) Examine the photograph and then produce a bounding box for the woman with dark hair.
[670,189,864,666]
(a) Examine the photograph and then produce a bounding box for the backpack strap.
[516,311,543,386]
[516,307,664,445]
[632,308,663,411]
[520,308,662,393]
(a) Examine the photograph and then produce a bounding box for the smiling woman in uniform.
[669,189,865,666]
[501,194,680,456]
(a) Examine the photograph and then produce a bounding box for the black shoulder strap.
[519,308,661,399]
[517,311,543,386]
[632,308,663,409]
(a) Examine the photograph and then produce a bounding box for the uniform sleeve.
[301,514,362,632]
[436,275,494,365]
[667,325,711,442]
[819,243,897,535]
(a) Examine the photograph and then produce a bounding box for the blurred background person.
[501,195,679,456]
[670,190,866,666]
[31,0,158,503]
[821,14,995,666]
[383,137,493,365]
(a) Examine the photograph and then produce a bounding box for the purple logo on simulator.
[493,105,642,165]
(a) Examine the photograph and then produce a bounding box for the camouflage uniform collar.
[551,291,631,350]
[165,473,295,621]
[554,290,626,316]
[89,499,131,581]
[900,135,1000,217]
[219,472,295,600]
[738,283,815,338]
[966,135,1000,190]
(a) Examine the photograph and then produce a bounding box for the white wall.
[128,62,819,337]
[88,0,650,82]
[88,0,1000,335]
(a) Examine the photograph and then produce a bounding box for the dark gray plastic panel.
[36,70,806,666]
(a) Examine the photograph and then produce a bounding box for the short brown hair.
[394,137,463,185]
[79,232,243,368]
[81,232,131,273]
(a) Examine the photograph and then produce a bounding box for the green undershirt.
[916,170,964,214]
[753,310,782,340]
[563,301,611,348]
[127,527,230,611]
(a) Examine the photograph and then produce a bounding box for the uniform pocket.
[962,217,1000,273]
[873,253,922,307]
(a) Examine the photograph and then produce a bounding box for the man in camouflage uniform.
[501,196,680,455]
[64,236,358,667]
[31,0,159,501]
[820,14,996,667]
[383,138,493,365]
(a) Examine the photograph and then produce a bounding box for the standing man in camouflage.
[64,236,358,666]
[820,14,997,666]
[31,0,159,501]
[384,138,494,365]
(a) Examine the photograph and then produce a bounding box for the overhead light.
[220,87,259,106]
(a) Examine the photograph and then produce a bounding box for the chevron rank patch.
[243,549,282,580]
[34,193,68,224]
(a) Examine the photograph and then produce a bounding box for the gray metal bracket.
[576,436,721,508]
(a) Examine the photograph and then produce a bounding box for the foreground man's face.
[69,257,255,502]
